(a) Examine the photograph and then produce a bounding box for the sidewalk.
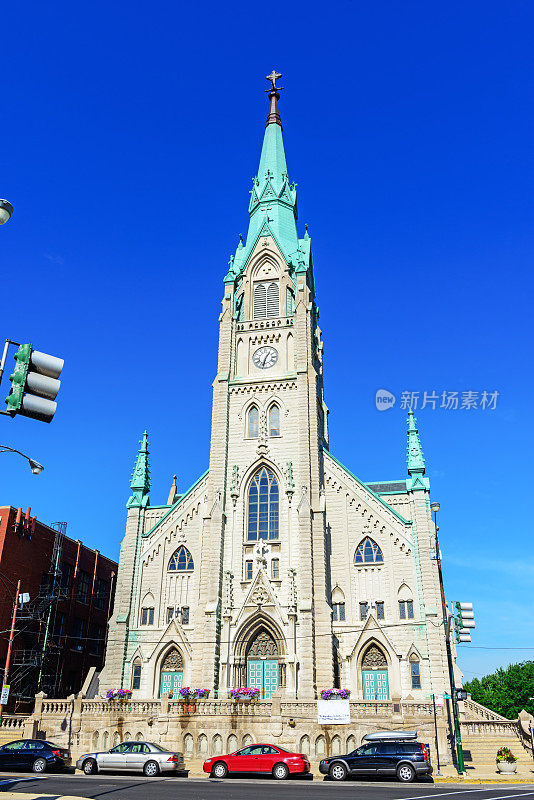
[433,762,534,784]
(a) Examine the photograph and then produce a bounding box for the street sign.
[456,689,468,701]
[1,685,10,704]
[18,593,30,605]
[434,694,445,706]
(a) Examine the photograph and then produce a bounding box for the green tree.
[464,661,534,719]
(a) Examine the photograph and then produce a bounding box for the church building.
[100,73,450,704]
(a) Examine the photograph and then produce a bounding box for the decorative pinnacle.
[265,69,283,129]
[406,409,425,475]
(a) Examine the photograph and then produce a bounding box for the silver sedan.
[76,741,185,777]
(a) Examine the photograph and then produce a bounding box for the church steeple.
[406,410,429,491]
[224,71,312,284]
[127,430,151,508]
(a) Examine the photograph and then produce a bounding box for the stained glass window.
[168,546,194,572]
[269,404,280,436]
[248,406,259,438]
[355,537,384,565]
[410,659,421,689]
[247,466,279,541]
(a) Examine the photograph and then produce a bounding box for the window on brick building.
[71,618,84,649]
[166,607,174,623]
[245,560,253,580]
[332,602,346,621]
[90,623,102,655]
[247,405,259,438]
[95,577,108,610]
[376,601,385,620]
[271,558,280,580]
[181,607,190,625]
[60,562,72,589]
[269,404,280,436]
[77,570,91,603]
[359,602,369,621]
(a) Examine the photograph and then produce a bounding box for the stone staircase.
[461,700,533,769]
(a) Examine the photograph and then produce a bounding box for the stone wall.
[23,694,451,765]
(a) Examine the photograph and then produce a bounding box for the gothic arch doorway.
[361,644,389,701]
[246,629,279,699]
[159,648,183,697]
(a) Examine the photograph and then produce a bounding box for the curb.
[435,778,534,784]
[0,794,93,800]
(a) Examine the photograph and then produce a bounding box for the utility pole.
[0,579,20,719]
[430,502,465,775]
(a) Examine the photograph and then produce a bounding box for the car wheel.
[272,762,289,780]
[329,762,348,781]
[397,763,416,783]
[211,761,228,779]
[32,758,48,774]
[83,758,97,775]
[143,760,160,777]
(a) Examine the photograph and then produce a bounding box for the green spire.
[224,71,312,285]
[406,410,429,492]
[127,430,151,509]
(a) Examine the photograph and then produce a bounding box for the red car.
[203,743,310,780]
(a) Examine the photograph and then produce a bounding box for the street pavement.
[0,774,534,800]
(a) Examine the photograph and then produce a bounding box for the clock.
[253,346,278,369]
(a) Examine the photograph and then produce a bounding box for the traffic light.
[5,343,64,423]
[454,601,475,643]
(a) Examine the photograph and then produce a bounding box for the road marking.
[0,776,46,785]
[396,790,534,800]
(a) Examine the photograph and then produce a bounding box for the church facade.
[100,74,451,704]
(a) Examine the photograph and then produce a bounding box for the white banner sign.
[317,699,350,725]
[433,694,444,707]
[1,685,10,704]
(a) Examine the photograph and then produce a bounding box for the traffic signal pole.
[432,505,465,775]
[0,579,20,720]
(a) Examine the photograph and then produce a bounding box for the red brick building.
[0,505,117,708]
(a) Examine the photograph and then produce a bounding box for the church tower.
[198,71,333,697]
[100,73,450,707]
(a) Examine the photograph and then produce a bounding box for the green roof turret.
[127,430,151,508]
[406,410,429,492]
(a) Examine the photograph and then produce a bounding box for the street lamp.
[0,445,44,475]
[0,200,13,226]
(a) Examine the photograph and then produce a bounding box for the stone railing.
[0,715,27,732]
[463,698,509,722]
[461,720,521,738]
[81,700,161,715]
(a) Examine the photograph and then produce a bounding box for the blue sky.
[1,0,533,682]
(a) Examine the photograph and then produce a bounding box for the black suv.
[319,738,432,782]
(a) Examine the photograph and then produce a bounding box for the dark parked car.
[319,732,432,783]
[0,739,71,773]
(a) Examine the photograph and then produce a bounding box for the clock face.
[253,346,278,369]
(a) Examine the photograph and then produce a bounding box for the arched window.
[269,404,280,436]
[409,654,421,689]
[247,466,279,540]
[355,537,384,565]
[253,281,279,319]
[131,658,142,690]
[248,405,259,438]
[168,546,194,572]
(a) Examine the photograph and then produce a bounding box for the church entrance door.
[159,648,183,698]
[361,644,389,701]
[362,669,389,700]
[246,659,279,698]
[245,630,279,699]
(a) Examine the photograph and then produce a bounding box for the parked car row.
[0,731,432,783]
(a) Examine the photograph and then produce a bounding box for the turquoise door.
[246,659,279,699]
[362,669,389,700]
[160,670,183,697]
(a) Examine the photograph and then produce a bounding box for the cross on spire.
[266,70,282,92]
